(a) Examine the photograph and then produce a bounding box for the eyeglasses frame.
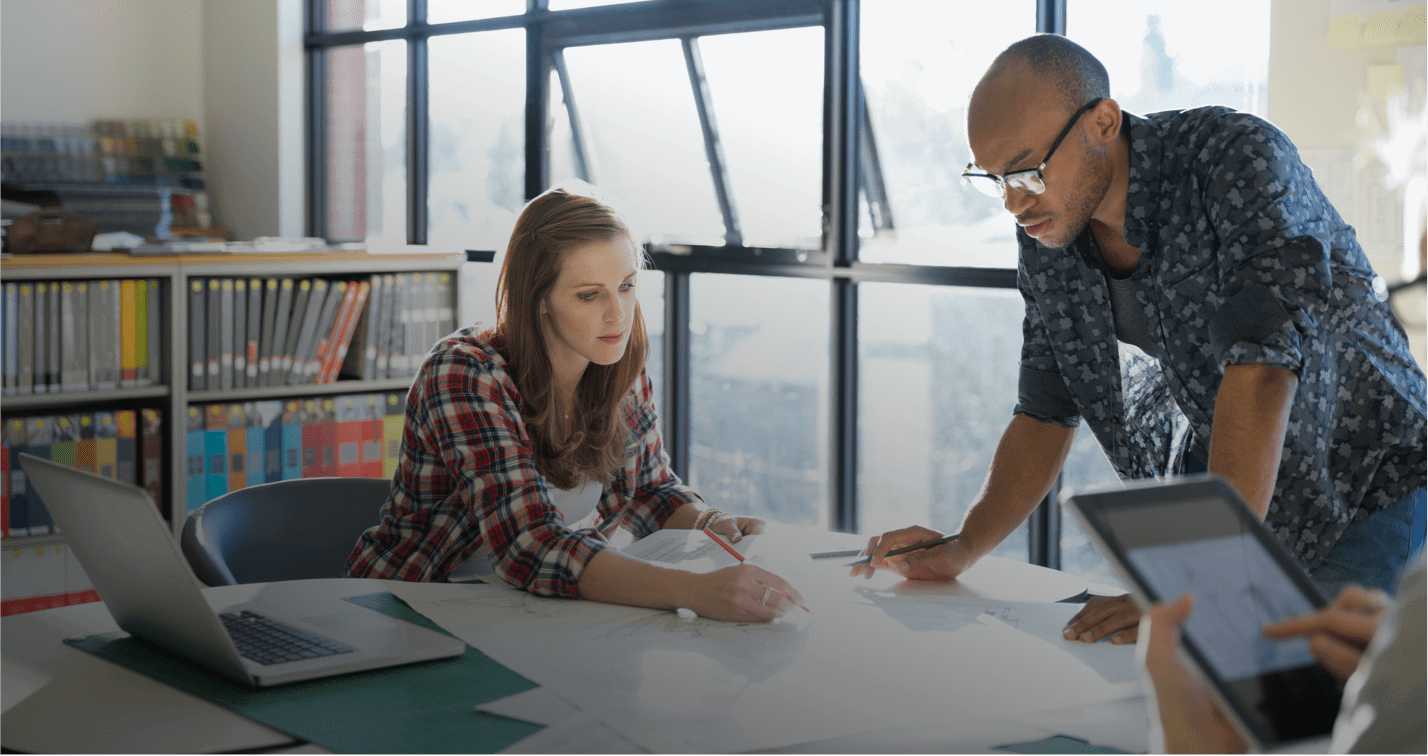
[961,97,1105,198]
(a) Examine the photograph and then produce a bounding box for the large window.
[307,0,1271,582]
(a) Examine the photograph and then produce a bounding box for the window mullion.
[552,49,593,184]
[681,36,742,247]
[407,7,429,245]
[827,0,859,532]
[664,271,691,480]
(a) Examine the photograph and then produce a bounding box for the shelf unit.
[2,250,468,541]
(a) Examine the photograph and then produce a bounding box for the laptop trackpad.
[303,610,397,635]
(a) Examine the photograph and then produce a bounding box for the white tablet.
[1063,475,1340,751]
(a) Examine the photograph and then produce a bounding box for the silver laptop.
[18,453,465,687]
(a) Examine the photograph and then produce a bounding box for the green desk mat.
[64,592,542,754]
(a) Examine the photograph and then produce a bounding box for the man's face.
[966,69,1110,250]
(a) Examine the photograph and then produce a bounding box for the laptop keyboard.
[220,610,354,666]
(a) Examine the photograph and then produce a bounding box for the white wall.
[0,0,305,240]
[0,0,204,126]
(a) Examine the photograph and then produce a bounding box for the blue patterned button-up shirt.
[1015,106,1427,569]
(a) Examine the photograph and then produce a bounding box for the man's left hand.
[1064,594,1141,643]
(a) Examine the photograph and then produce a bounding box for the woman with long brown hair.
[348,187,803,621]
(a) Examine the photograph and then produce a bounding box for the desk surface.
[1,528,1145,753]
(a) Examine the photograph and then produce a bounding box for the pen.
[703,528,744,562]
[843,533,960,567]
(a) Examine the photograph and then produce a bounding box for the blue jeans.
[1309,487,1427,599]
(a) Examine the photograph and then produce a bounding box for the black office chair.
[180,477,391,586]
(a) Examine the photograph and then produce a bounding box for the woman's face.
[541,235,640,384]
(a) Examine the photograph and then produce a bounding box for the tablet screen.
[1095,492,1341,745]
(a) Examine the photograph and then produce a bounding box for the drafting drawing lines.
[430,592,580,622]
[591,612,761,641]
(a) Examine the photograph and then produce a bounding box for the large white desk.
[1,529,1149,753]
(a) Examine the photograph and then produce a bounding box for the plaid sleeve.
[346,336,609,597]
[608,370,701,539]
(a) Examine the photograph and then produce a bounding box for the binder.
[334,395,364,477]
[310,280,352,384]
[245,279,262,386]
[437,272,455,340]
[375,273,397,379]
[184,407,204,513]
[16,283,34,394]
[0,425,9,539]
[116,409,138,487]
[341,273,382,381]
[22,416,54,535]
[140,408,165,520]
[145,279,163,386]
[218,278,234,390]
[324,280,370,383]
[47,281,60,393]
[389,273,409,378]
[4,418,26,537]
[243,401,265,487]
[256,278,279,386]
[365,273,387,379]
[188,278,206,390]
[420,271,439,367]
[226,403,247,493]
[2,282,16,395]
[299,280,343,384]
[102,279,123,390]
[134,277,149,387]
[203,404,228,502]
[232,279,247,389]
[277,278,312,384]
[361,393,384,478]
[206,278,221,390]
[75,414,98,474]
[267,278,296,387]
[300,399,322,478]
[120,279,139,387]
[383,392,405,478]
[286,279,329,386]
[60,282,89,392]
[34,282,48,393]
[279,400,303,480]
[94,411,118,481]
[254,399,284,484]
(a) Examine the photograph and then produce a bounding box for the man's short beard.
[1038,135,1112,250]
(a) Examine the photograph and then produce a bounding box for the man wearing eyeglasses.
[854,33,1426,644]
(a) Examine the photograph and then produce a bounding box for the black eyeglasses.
[961,98,1103,199]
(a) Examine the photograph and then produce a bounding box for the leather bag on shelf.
[6,207,97,254]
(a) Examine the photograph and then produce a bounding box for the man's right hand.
[849,525,978,580]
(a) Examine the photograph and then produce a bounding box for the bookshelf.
[1,250,469,613]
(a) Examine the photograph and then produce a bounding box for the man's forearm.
[959,414,1077,558]
[1208,363,1298,519]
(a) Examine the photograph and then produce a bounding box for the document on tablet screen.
[1127,534,1317,681]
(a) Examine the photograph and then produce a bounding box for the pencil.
[703,527,744,562]
[843,533,960,567]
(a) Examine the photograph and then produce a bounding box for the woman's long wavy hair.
[491,187,648,489]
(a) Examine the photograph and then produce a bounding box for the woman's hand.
[849,525,976,581]
[1260,583,1388,683]
[706,513,764,544]
[1140,593,1248,753]
[686,563,806,623]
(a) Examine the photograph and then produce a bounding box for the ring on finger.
[760,586,773,605]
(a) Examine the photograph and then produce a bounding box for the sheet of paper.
[622,527,754,572]
[476,687,583,726]
[497,712,647,754]
[389,573,1141,753]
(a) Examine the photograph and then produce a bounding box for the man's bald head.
[977,34,1109,114]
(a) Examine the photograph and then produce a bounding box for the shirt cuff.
[1016,365,1081,428]
[1209,281,1303,373]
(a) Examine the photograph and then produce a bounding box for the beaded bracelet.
[694,508,727,530]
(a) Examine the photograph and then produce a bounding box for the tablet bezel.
[1062,474,1341,751]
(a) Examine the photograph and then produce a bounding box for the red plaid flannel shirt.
[346,329,698,596]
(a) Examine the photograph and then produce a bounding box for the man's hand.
[1261,583,1388,683]
[849,525,977,581]
[1064,594,1141,644]
[1139,593,1249,753]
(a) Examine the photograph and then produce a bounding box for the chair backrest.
[180,477,390,586]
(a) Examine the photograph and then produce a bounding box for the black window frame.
[304,0,1069,568]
